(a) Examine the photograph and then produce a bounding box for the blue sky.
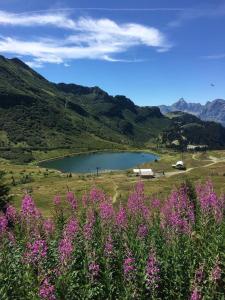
[0,0,225,106]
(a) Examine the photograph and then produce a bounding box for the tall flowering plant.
[0,180,224,299]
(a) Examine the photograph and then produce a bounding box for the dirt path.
[165,155,225,178]
[112,183,119,203]
[112,154,225,202]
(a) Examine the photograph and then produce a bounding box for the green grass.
[1,149,224,217]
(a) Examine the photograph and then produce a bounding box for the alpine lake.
[39,151,158,174]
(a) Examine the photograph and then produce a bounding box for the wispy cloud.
[0,11,171,67]
[17,7,185,13]
[0,10,76,29]
[202,53,225,60]
[168,3,225,28]
[25,60,44,68]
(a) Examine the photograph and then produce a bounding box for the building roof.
[133,169,154,176]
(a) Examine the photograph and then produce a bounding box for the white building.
[133,169,155,178]
[172,161,185,169]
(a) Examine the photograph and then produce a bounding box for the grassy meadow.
[1,149,224,217]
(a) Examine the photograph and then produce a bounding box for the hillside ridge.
[1,55,225,162]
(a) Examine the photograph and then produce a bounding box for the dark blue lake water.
[39,152,158,173]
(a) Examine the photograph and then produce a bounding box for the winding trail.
[112,183,119,204]
[111,154,225,203]
[165,155,225,178]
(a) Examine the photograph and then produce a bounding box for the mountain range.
[159,98,225,127]
[0,55,225,162]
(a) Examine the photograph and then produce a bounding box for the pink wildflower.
[89,262,100,279]
[104,235,113,257]
[21,194,40,219]
[127,181,145,216]
[195,265,204,284]
[89,187,105,203]
[53,195,61,206]
[25,239,47,263]
[63,217,79,239]
[115,207,127,229]
[58,238,73,264]
[7,231,16,245]
[0,214,8,234]
[146,250,160,289]
[211,264,221,282]
[39,278,56,300]
[161,186,194,234]
[190,288,201,300]
[123,253,135,279]
[137,224,148,239]
[43,219,55,236]
[66,191,77,210]
[5,205,17,222]
[83,210,95,240]
[152,198,161,209]
[99,202,114,221]
[196,180,223,222]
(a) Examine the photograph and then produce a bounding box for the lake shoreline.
[36,148,159,164]
[38,150,159,174]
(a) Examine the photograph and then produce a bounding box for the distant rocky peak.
[159,98,225,127]
[176,98,187,104]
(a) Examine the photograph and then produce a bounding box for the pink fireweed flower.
[39,278,56,300]
[43,219,55,236]
[83,222,93,240]
[104,235,113,257]
[99,202,114,221]
[115,207,127,229]
[161,186,194,234]
[195,265,204,284]
[123,253,136,279]
[196,180,223,222]
[58,237,73,265]
[63,217,79,239]
[0,214,8,234]
[127,181,150,219]
[83,210,95,240]
[152,198,161,209]
[53,195,61,206]
[66,191,77,210]
[146,250,160,289]
[25,239,47,263]
[137,224,148,239]
[142,205,150,220]
[89,187,106,203]
[211,264,221,282]
[5,205,17,222]
[89,262,100,279]
[7,231,16,245]
[190,288,201,300]
[21,194,41,219]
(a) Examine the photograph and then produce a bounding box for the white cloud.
[168,4,225,28]
[0,10,76,29]
[25,61,43,68]
[0,11,171,66]
[202,53,225,60]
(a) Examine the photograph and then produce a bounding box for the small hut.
[172,161,186,170]
[133,169,155,178]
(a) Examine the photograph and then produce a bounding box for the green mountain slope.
[161,111,225,149]
[0,56,168,150]
[0,55,225,162]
